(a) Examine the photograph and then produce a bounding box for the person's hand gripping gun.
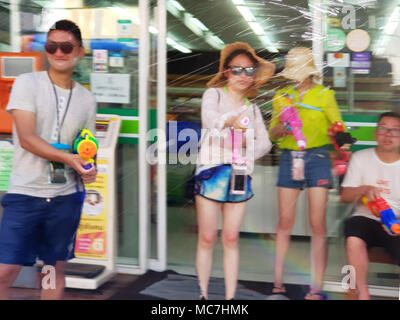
[73,129,98,170]
[362,196,400,235]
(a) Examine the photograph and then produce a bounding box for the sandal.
[305,290,326,300]
[272,285,286,294]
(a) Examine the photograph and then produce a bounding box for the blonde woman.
[269,47,345,300]
[194,42,274,300]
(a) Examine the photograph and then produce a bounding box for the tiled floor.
[166,204,399,299]
[8,273,139,300]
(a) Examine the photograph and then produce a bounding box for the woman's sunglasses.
[44,41,76,54]
[228,66,257,77]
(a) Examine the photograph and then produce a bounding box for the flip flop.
[305,290,326,300]
[272,285,286,294]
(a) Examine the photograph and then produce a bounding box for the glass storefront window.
[165,0,399,297]
[0,0,398,298]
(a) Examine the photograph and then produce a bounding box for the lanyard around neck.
[49,73,73,143]
[224,86,250,107]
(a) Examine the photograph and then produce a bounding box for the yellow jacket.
[269,84,344,150]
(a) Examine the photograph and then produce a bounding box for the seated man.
[341,111,400,300]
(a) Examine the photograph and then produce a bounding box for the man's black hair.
[378,111,400,124]
[48,19,82,46]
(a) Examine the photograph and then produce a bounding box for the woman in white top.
[194,42,275,300]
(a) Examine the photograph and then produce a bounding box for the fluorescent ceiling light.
[236,6,255,22]
[248,22,264,35]
[259,35,279,53]
[190,17,209,31]
[169,0,185,11]
[384,6,400,35]
[232,0,245,4]
[167,37,192,53]
[205,35,225,50]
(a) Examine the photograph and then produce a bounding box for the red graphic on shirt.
[376,179,391,195]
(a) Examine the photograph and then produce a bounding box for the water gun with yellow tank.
[73,129,98,170]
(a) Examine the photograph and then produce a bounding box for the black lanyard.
[49,75,73,143]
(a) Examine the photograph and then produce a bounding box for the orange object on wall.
[0,52,45,133]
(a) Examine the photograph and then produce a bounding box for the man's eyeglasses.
[228,66,257,77]
[44,41,76,54]
[376,125,400,137]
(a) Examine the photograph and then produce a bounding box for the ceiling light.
[169,0,185,11]
[190,17,209,31]
[236,6,255,22]
[384,7,400,35]
[248,22,264,35]
[232,0,246,4]
[205,35,225,50]
[259,35,279,52]
[167,37,192,53]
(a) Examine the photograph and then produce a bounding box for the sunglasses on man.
[44,41,77,54]
[228,66,257,77]
[376,126,400,137]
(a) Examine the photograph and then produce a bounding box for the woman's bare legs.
[273,187,301,291]
[195,195,221,299]
[221,201,246,300]
[307,187,328,298]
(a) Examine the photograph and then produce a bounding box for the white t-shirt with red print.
[341,148,400,221]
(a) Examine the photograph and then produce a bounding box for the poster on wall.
[351,52,371,74]
[90,73,131,104]
[0,141,13,191]
[75,160,108,259]
[93,49,108,73]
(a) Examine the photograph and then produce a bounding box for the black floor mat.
[108,270,312,300]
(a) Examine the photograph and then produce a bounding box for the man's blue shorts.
[0,192,83,266]
[194,164,254,203]
[277,147,333,190]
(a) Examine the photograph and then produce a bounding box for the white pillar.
[138,0,150,273]
[10,0,21,52]
[312,0,324,82]
[156,0,167,271]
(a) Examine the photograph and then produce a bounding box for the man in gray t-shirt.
[0,20,97,300]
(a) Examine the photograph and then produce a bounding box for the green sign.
[0,142,13,191]
[325,28,346,52]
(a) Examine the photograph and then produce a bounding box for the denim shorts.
[194,165,254,203]
[277,147,333,189]
[0,192,83,266]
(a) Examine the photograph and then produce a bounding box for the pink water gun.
[280,105,307,150]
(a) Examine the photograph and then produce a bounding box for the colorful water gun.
[73,129,98,170]
[362,196,400,235]
[280,105,307,150]
[328,121,357,176]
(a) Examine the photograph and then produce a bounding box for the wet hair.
[378,111,400,124]
[48,19,82,46]
[223,49,258,69]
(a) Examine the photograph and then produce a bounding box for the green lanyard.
[224,86,250,107]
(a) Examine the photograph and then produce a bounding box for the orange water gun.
[73,129,98,170]
[362,196,400,235]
